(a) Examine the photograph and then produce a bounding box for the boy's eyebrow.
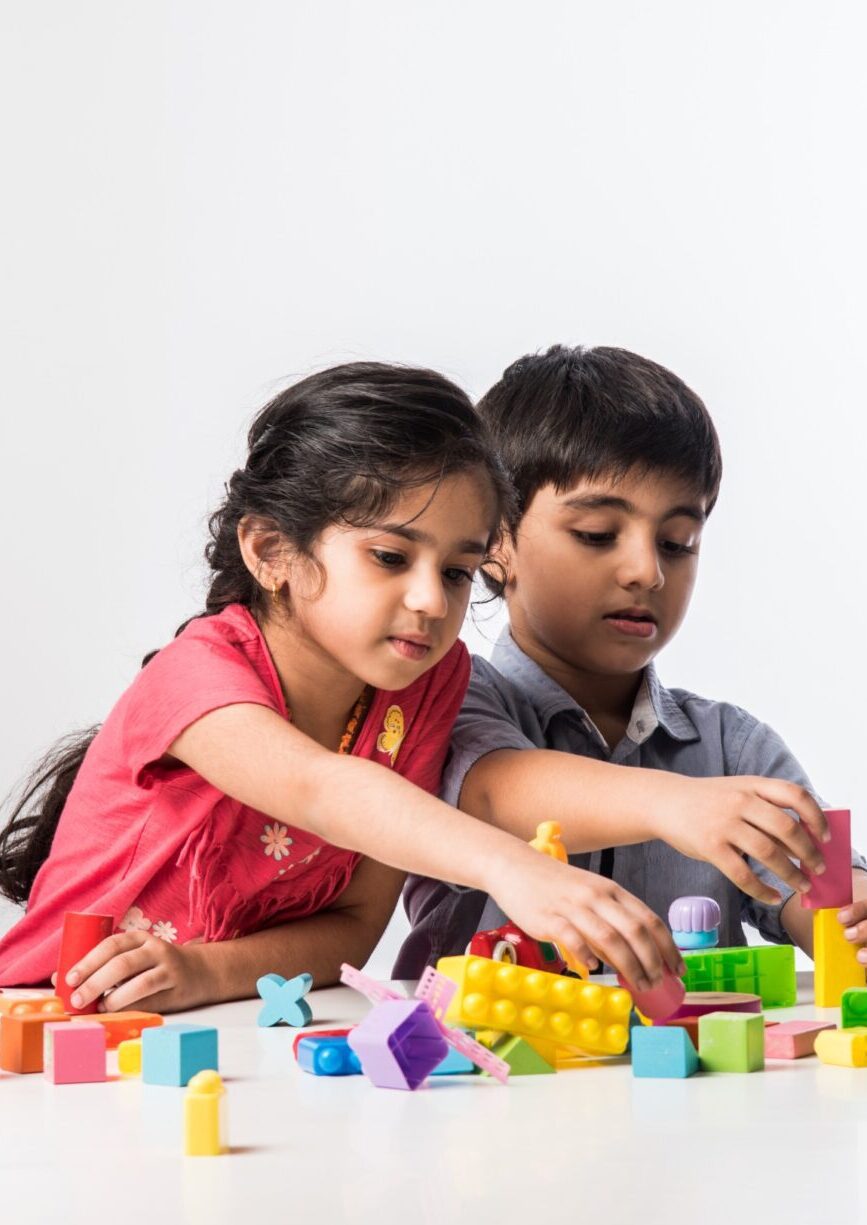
[561,494,707,524]
[375,523,488,555]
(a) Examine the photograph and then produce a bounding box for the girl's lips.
[388,637,432,661]
[604,616,657,640]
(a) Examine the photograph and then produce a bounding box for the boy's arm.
[781,870,867,957]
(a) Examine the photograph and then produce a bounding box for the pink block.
[617,966,685,1021]
[765,1020,835,1059]
[801,808,853,910]
[44,1021,107,1084]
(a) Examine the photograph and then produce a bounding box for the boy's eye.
[443,567,473,586]
[570,531,616,547]
[371,549,406,568]
[659,539,698,558]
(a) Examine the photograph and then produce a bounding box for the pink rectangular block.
[44,1021,107,1083]
[801,808,853,910]
[764,1020,835,1059]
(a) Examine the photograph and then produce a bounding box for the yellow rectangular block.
[436,955,632,1056]
[814,908,866,1007]
[117,1038,142,1077]
[814,1026,867,1067]
[184,1070,227,1156]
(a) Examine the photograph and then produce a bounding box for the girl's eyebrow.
[561,494,706,524]
[374,523,488,555]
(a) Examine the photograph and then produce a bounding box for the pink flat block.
[44,1021,107,1084]
[801,808,853,911]
[765,1020,835,1059]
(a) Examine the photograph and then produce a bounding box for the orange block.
[0,994,67,1019]
[0,1012,70,1073]
[70,1011,163,1049]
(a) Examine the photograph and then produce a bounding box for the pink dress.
[0,604,469,985]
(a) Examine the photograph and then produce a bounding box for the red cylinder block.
[55,912,114,1014]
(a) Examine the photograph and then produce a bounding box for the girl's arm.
[460,748,829,905]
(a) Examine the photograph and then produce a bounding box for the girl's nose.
[404,570,449,620]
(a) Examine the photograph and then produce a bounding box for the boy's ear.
[483,530,517,592]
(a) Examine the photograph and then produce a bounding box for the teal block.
[631,1025,699,1078]
[841,987,867,1029]
[142,1024,219,1086]
[699,1011,764,1073]
[430,1045,476,1075]
[681,944,796,1008]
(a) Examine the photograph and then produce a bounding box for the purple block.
[800,808,853,910]
[668,896,721,934]
[347,1000,448,1091]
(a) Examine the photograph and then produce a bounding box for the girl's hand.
[488,850,685,992]
[55,931,213,1014]
[651,776,829,905]
[838,899,867,966]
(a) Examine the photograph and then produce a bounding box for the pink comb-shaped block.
[339,964,403,1006]
[800,808,853,910]
[415,965,457,1021]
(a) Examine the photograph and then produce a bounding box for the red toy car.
[468,922,566,975]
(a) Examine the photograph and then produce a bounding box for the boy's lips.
[388,635,433,661]
[603,608,658,640]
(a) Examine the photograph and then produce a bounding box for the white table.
[1,972,864,1225]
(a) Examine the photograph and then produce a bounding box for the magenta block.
[765,1020,835,1059]
[44,1021,107,1084]
[800,808,853,910]
[617,966,685,1021]
[671,991,762,1020]
[347,1000,448,1091]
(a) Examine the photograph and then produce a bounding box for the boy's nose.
[617,545,664,592]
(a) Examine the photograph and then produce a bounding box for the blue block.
[631,1025,699,1079]
[141,1023,219,1086]
[297,1035,362,1077]
[430,1045,476,1075]
[256,972,314,1027]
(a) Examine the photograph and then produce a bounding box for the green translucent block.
[681,944,796,1008]
[699,1011,765,1072]
[841,987,867,1029]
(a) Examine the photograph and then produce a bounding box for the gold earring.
[271,581,281,606]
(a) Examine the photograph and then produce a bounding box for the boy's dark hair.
[0,362,513,905]
[476,345,722,530]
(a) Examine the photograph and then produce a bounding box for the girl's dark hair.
[477,344,723,531]
[0,362,512,904]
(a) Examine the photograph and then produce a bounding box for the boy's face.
[503,467,707,680]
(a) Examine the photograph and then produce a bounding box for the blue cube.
[142,1023,219,1086]
[631,1025,699,1079]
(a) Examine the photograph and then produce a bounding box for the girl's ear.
[237,515,286,590]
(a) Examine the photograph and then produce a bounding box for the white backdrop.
[1,2,865,973]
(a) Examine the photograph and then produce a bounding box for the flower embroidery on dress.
[260,821,293,861]
[119,906,152,933]
[151,920,178,943]
[376,704,405,765]
[274,845,322,879]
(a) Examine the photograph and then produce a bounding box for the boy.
[395,345,867,975]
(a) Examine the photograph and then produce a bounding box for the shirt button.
[636,720,645,733]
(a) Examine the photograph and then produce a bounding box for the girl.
[0,362,684,1014]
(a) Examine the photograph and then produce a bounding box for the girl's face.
[280,470,497,691]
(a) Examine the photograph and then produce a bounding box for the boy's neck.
[509,624,645,750]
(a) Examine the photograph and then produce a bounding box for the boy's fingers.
[838,900,867,926]
[841,918,867,946]
[752,779,829,845]
[617,893,686,975]
[716,847,782,906]
[735,826,811,894]
[587,907,661,991]
[748,801,826,875]
[64,931,143,988]
[547,922,596,974]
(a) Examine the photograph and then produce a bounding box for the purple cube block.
[347,1000,448,1091]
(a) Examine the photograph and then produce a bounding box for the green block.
[488,1035,555,1076]
[699,1011,765,1073]
[681,944,796,1008]
[841,987,867,1029]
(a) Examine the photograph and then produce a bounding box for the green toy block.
[681,944,796,1008]
[486,1035,555,1076]
[698,1011,765,1073]
[841,987,867,1029]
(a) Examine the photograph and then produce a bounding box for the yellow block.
[117,1038,142,1077]
[437,955,632,1056]
[184,1070,227,1156]
[814,908,866,1007]
[814,1027,867,1068]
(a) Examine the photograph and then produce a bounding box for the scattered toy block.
[118,1038,142,1077]
[485,1035,555,1076]
[70,1011,163,1049]
[669,896,721,950]
[800,809,853,910]
[631,1024,699,1078]
[814,907,865,1007]
[698,1011,764,1073]
[617,966,685,1022]
[437,955,632,1056]
[842,987,867,1029]
[55,912,114,1015]
[44,1021,107,1083]
[348,1000,448,1090]
[256,972,313,1027]
[814,1026,867,1067]
[660,1016,700,1050]
[671,991,762,1019]
[0,994,66,1019]
[765,1020,835,1059]
[142,1024,219,1087]
[681,945,796,1008]
[0,1012,70,1073]
[184,1070,227,1156]
[292,1027,352,1059]
[297,1034,362,1077]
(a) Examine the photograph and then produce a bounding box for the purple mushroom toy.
[668,896,721,950]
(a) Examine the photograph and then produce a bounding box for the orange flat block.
[70,1011,163,1049]
[0,994,67,1019]
[0,1012,70,1073]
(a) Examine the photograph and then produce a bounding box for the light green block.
[698,1011,765,1073]
[681,944,796,1008]
[487,1035,555,1076]
[841,988,867,1029]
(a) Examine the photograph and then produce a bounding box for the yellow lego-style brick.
[184,1070,227,1156]
[436,955,632,1056]
[117,1038,142,1077]
[814,908,866,1007]
[814,1026,867,1068]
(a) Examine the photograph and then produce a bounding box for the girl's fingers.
[101,969,166,1013]
[71,945,152,1010]
[64,931,143,990]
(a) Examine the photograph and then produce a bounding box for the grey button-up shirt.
[394,629,867,978]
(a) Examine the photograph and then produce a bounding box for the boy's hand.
[651,775,829,905]
[53,931,213,1014]
[488,849,686,992]
[838,896,867,966]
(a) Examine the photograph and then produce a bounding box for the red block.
[800,809,853,911]
[55,913,114,1015]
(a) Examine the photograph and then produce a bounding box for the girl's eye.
[571,531,616,547]
[371,549,406,568]
[443,567,473,586]
[659,540,698,558]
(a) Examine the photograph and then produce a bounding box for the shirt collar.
[489,627,701,746]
